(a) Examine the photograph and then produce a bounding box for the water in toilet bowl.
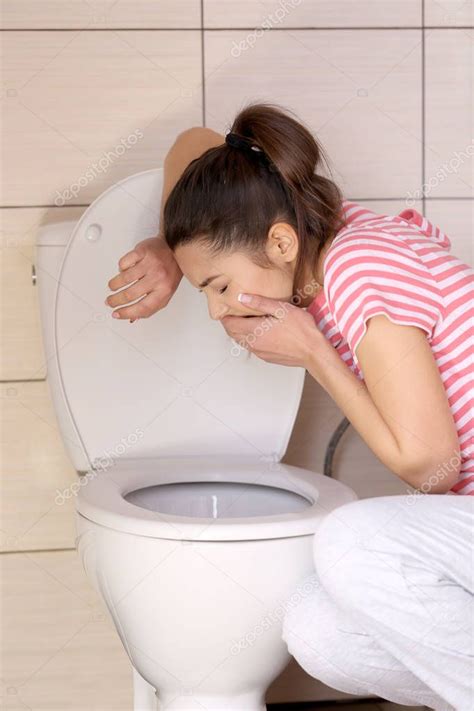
[124,481,312,519]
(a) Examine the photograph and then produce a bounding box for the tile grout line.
[201,0,206,127]
[1,198,471,212]
[0,547,76,555]
[0,204,91,209]
[1,26,473,31]
[421,0,426,216]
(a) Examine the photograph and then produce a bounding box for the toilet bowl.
[36,168,357,710]
[76,456,356,710]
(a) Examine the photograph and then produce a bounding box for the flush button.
[85,223,102,242]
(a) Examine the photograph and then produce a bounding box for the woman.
[105,103,473,710]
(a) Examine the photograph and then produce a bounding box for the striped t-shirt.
[308,200,474,495]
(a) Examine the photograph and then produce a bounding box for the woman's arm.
[159,127,225,226]
[106,127,225,320]
[306,314,461,493]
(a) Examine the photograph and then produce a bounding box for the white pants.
[281,494,474,711]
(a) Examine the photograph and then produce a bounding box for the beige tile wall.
[1,30,202,205]
[425,0,474,25]
[203,0,423,27]
[424,28,473,196]
[0,0,202,29]
[1,0,472,708]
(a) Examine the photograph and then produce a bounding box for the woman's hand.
[105,236,183,321]
[221,293,330,369]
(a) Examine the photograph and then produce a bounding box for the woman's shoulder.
[325,198,450,273]
[325,208,409,274]
[321,201,445,357]
[340,199,383,228]
[321,200,442,306]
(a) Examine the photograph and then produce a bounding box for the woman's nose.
[209,301,229,321]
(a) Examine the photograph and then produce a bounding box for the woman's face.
[173,222,300,321]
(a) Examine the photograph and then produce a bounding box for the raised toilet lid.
[75,456,357,541]
[54,168,306,472]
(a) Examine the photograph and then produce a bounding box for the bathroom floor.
[268,702,428,710]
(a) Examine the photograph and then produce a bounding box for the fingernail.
[238,293,252,303]
[112,312,120,319]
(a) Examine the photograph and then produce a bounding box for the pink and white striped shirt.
[308,200,474,495]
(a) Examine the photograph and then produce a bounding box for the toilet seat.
[75,456,356,541]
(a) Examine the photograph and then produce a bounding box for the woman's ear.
[266,222,299,265]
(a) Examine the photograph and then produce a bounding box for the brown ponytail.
[163,101,346,299]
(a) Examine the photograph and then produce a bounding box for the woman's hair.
[163,102,347,297]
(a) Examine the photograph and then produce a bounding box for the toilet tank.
[36,169,306,473]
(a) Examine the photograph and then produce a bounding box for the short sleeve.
[324,230,443,365]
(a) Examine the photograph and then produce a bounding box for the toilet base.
[133,669,266,711]
[155,691,266,711]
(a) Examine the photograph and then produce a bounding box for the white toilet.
[36,168,357,711]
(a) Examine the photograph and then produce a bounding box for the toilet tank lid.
[37,219,81,247]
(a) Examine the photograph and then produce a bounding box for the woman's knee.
[281,583,373,696]
[281,585,334,672]
[312,498,403,607]
[313,499,373,570]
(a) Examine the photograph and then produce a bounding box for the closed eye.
[198,285,228,294]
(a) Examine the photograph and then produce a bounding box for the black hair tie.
[224,130,279,174]
[225,131,263,153]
